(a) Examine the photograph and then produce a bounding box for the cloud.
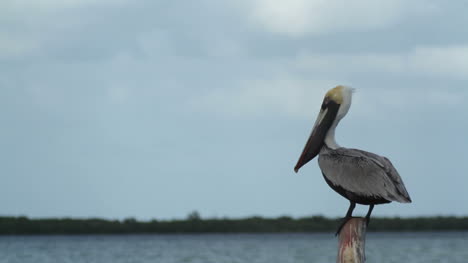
[295,45,468,79]
[0,33,39,59]
[191,76,339,119]
[409,46,468,77]
[1,0,127,11]
[247,0,437,36]
[191,44,468,120]
[189,42,468,120]
[0,0,134,60]
[352,87,465,119]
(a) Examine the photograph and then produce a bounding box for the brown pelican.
[294,85,411,235]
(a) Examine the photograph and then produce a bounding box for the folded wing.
[318,147,412,203]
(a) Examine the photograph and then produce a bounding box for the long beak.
[294,102,339,173]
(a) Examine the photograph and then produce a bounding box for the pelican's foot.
[335,216,353,236]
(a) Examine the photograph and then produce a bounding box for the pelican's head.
[294,85,354,173]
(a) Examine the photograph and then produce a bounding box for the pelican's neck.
[322,85,353,150]
[324,122,340,149]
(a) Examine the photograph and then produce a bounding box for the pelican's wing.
[318,147,412,203]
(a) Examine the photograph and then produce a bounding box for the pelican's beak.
[294,99,340,173]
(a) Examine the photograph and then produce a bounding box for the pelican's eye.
[321,98,329,110]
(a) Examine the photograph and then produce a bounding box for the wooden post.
[337,217,367,263]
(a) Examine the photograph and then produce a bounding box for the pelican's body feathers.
[319,145,411,204]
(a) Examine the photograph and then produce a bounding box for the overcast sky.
[1,0,467,220]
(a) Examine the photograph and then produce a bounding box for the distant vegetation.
[1,213,467,235]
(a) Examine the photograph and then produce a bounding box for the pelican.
[294,85,411,235]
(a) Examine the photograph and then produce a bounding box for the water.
[0,232,467,263]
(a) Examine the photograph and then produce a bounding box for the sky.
[1,0,467,220]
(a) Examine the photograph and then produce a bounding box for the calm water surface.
[0,232,467,263]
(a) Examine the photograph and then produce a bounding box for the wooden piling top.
[337,218,367,263]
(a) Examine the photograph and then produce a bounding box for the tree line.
[1,214,467,234]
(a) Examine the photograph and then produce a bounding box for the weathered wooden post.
[336,218,367,263]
